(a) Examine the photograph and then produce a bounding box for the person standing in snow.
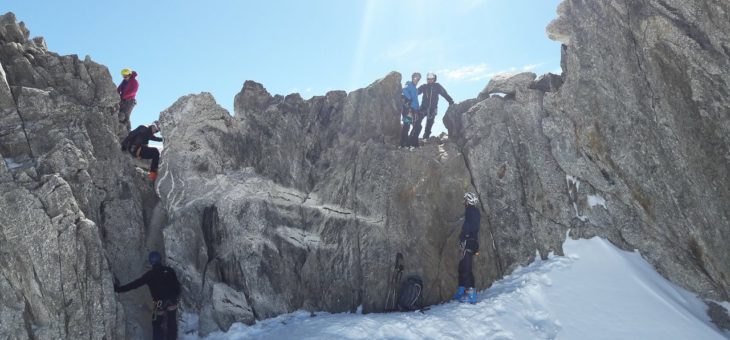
[400,72,421,149]
[114,251,181,340]
[411,72,454,144]
[454,192,480,304]
[121,121,162,181]
[117,68,139,132]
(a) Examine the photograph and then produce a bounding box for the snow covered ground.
[182,236,730,340]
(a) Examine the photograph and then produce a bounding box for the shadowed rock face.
[0,12,157,339]
[447,0,730,302]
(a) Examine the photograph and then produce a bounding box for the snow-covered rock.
[185,237,730,340]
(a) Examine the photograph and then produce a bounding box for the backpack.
[120,126,143,152]
[396,275,423,311]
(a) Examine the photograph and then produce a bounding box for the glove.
[114,285,121,293]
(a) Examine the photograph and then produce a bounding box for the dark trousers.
[408,112,425,148]
[132,145,160,172]
[400,107,412,147]
[152,309,177,340]
[400,122,411,147]
[421,107,437,139]
[458,251,475,288]
[118,98,136,131]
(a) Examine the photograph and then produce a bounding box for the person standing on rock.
[453,192,480,304]
[115,251,181,340]
[117,68,139,132]
[412,72,454,143]
[400,72,421,149]
[121,121,162,181]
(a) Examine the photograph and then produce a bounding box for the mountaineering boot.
[453,286,465,301]
[466,287,477,304]
[148,171,158,181]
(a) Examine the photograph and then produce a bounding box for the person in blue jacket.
[454,192,481,304]
[400,72,421,149]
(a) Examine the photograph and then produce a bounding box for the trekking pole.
[384,253,403,311]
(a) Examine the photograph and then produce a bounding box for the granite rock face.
[156,79,499,334]
[447,0,730,302]
[546,0,730,299]
[3,0,730,336]
[0,12,156,339]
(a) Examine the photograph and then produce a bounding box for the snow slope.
[182,236,730,340]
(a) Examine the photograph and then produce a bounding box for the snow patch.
[566,175,588,221]
[3,157,33,170]
[565,175,580,191]
[3,157,21,169]
[587,194,607,210]
[183,237,728,340]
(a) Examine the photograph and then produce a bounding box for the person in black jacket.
[454,192,481,304]
[115,251,181,340]
[409,73,454,146]
[121,121,163,181]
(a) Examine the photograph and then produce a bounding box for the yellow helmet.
[121,68,132,76]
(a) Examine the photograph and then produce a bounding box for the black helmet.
[148,251,162,265]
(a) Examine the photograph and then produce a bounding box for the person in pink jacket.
[117,68,139,131]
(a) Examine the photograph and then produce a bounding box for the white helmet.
[464,192,479,206]
[426,72,437,80]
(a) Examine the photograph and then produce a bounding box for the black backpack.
[120,126,143,153]
[396,275,423,311]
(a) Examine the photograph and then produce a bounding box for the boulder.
[530,73,563,93]
[479,72,536,100]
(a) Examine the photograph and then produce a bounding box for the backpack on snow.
[396,275,423,311]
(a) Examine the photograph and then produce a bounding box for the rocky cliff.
[539,0,730,300]
[0,12,160,339]
[446,0,730,308]
[155,78,499,333]
[1,0,729,337]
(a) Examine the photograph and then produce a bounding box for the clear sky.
[4,0,563,136]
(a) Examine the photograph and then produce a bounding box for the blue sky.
[5,0,562,136]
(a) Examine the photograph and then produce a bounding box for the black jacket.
[460,205,481,242]
[121,125,162,153]
[418,83,454,111]
[115,265,181,301]
[130,125,162,146]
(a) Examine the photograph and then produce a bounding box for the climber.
[117,68,139,132]
[115,251,181,340]
[120,121,162,181]
[400,72,421,149]
[411,73,454,144]
[453,192,481,304]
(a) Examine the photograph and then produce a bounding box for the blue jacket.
[402,81,419,111]
[460,205,481,242]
